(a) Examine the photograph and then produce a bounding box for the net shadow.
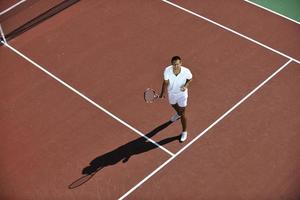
[0,0,79,42]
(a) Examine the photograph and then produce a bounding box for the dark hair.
[171,56,181,63]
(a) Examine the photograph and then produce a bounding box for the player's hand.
[180,86,187,91]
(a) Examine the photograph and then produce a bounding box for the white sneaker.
[180,131,188,142]
[170,114,181,122]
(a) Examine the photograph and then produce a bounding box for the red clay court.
[1,1,300,199]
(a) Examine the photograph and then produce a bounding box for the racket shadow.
[69,120,179,189]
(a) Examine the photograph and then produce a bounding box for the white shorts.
[168,92,188,107]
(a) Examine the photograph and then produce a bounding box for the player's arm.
[185,78,192,88]
[181,79,192,91]
[160,79,169,98]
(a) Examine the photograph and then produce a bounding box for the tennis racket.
[144,88,159,103]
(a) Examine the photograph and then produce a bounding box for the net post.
[0,23,7,44]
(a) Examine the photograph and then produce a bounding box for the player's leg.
[177,106,186,132]
[170,103,181,122]
[177,95,188,142]
[169,93,181,122]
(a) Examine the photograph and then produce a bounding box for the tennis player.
[159,56,193,142]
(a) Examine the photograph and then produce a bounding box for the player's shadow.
[69,120,179,189]
[81,120,179,175]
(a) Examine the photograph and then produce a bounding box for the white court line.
[244,0,300,25]
[0,24,6,43]
[119,59,293,199]
[0,0,27,16]
[1,41,175,157]
[161,0,300,64]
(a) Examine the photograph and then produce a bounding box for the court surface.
[1,1,300,199]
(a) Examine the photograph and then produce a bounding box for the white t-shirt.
[163,65,193,94]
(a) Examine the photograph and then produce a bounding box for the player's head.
[171,56,182,70]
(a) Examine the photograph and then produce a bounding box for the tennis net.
[0,0,79,43]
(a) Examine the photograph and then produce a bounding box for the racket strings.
[144,89,156,102]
